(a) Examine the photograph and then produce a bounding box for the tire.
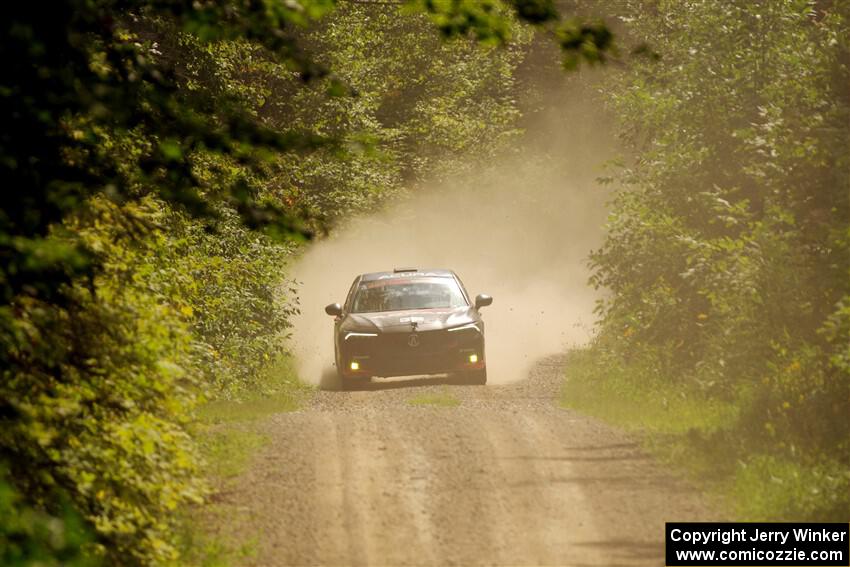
[339,373,369,391]
[337,367,355,391]
[465,368,487,385]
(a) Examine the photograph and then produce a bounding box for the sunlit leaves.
[510,0,557,24]
[408,0,511,44]
[409,0,615,66]
[0,471,94,567]
[556,18,613,69]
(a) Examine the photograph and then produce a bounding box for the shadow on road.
[319,367,479,392]
[574,539,663,563]
[499,452,648,463]
[349,375,479,391]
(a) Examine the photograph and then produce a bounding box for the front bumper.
[338,328,485,378]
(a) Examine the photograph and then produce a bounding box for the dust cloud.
[290,75,615,386]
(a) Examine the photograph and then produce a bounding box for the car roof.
[359,268,456,282]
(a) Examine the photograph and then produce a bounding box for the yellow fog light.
[468,354,478,363]
[350,361,360,371]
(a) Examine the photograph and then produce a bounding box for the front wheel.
[339,372,370,391]
[464,368,487,385]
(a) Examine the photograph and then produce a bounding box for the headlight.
[344,332,378,341]
[448,322,480,333]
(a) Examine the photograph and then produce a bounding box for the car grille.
[380,329,458,353]
[344,328,481,377]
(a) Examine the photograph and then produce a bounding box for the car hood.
[343,307,478,333]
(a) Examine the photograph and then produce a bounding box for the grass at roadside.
[408,388,461,408]
[181,355,312,566]
[561,350,736,435]
[198,356,312,424]
[560,349,850,521]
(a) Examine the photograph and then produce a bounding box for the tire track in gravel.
[217,355,720,566]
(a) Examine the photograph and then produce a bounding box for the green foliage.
[555,18,613,69]
[732,455,850,521]
[587,0,850,518]
[150,208,301,398]
[3,200,206,564]
[3,2,334,557]
[412,0,616,69]
[0,470,94,567]
[219,3,536,222]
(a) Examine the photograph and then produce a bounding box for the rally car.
[325,268,492,388]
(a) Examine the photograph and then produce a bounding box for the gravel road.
[213,355,718,566]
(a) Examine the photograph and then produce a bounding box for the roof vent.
[393,267,418,273]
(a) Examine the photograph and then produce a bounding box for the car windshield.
[351,277,467,313]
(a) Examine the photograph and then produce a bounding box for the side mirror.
[325,303,342,317]
[474,294,493,310]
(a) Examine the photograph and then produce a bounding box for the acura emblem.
[407,334,420,347]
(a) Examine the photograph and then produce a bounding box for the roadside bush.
[0,470,93,567]
[152,208,300,398]
[586,0,850,518]
[732,455,850,521]
[1,199,205,564]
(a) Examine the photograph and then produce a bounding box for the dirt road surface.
[213,356,718,566]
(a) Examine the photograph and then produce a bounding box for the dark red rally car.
[325,268,492,389]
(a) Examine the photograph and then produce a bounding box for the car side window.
[342,277,360,313]
[453,275,472,305]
